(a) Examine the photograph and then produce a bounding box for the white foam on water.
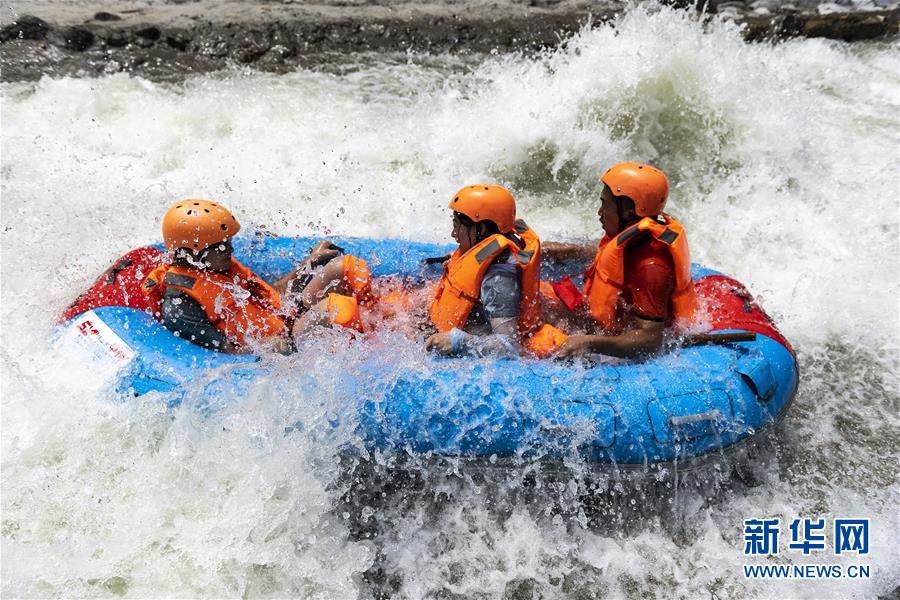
[2,5,898,598]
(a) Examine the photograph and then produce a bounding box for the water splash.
[3,5,898,598]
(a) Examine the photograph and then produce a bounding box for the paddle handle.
[422,254,451,265]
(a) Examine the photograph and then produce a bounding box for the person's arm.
[271,240,344,296]
[557,250,675,359]
[425,321,519,358]
[555,316,665,359]
[541,241,597,262]
[426,266,520,357]
[439,317,519,357]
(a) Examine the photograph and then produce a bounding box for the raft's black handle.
[106,259,133,284]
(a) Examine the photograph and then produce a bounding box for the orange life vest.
[523,322,570,358]
[429,219,542,337]
[341,254,375,306]
[143,259,286,347]
[321,254,371,332]
[583,214,697,331]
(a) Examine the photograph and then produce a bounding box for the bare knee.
[301,256,349,307]
[292,299,332,338]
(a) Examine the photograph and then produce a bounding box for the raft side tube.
[56,237,798,465]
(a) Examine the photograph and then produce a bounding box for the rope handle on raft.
[681,332,757,347]
[105,259,133,284]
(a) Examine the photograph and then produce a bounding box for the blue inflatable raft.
[59,235,798,466]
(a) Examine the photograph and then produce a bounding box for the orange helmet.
[600,162,669,217]
[162,199,240,252]
[448,184,516,234]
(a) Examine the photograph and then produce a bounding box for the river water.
[2,6,898,598]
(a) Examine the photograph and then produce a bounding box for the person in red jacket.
[541,162,697,358]
[143,200,371,353]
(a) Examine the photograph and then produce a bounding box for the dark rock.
[256,44,295,70]
[503,578,540,599]
[165,33,190,51]
[104,31,130,48]
[741,20,772,41]
[0,15,50,42]
[702,0,747,12]
[231,30,270,63]
[266,44,294,61]
[134,26,161,41]
[775,12,805,36]
[267,26,292,48]
[127,55,147,68]
[716,1,749,13]
[195,33,229,58]
[805,14,887,40]
[54,26,95,51]
[2,2,899,83]
[93,11,122,22]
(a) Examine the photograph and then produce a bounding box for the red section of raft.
[60,247,163,323]
[698,274,792,353]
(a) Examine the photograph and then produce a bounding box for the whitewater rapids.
[2,6,898,598]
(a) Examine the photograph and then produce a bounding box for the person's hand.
[426,331,455,355]
[555,335,596,359]
[307,240,343,267]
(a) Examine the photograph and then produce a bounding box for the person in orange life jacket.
[288,252,374,336]
[425,184,544,357]
[142,200,369,353]
[540,162,697,359]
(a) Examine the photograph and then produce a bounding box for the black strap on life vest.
[657,228,679,245]
[616,225,642,247]
[163,272,198,289]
